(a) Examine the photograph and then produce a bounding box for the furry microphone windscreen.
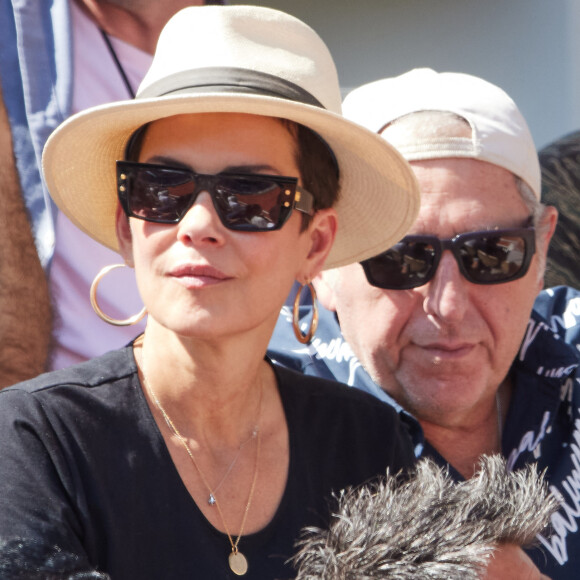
[293,455,558,580]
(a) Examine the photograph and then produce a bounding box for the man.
[269,69,579,578]
[0,0,221,379]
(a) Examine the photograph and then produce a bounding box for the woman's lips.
[168,264,231,288]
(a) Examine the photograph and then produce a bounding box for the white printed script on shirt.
[281,306,363,385]
[512,316,580,566]
[536,414,580,566]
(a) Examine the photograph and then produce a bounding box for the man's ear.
[115,205,134,267]
[313,270,339,312]
[537,205,558,290]
[540,204,559,247]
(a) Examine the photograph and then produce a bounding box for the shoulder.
[0,347,142,468]
[268,304,374,387]
[268,304,344,373]
[534,286,580,318]
[272,362,416,472]
[532,286,580,346]
[6,347,134,390]
[0,347,136,412]
[272,361,404,428]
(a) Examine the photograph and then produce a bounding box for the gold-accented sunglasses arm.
[294,186,315,216]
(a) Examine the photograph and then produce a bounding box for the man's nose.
[422,250,470,322]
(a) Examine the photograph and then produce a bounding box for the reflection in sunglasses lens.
[215,177,283,229]
[404,241,435,276]
[461,235,525,283]
[121,163,297,231]
[364,240,436,289]
[361,227,533,290]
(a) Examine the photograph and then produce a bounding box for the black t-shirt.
[0,346,415,579]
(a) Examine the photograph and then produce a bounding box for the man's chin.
[394,371,492,422]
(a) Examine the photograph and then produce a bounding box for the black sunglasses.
[117,161,315,232]
[361,224,536,290]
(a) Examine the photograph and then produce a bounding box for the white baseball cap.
[343,68,541,199]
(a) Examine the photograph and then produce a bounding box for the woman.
[0,5,419,578]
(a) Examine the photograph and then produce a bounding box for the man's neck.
[420,381,510,479]
[422,420,500,479]
[75,0,205,54]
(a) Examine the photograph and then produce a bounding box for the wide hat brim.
[43,91,419,270]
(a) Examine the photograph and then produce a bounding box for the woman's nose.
[176,191,226,246]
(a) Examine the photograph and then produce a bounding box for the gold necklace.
[209,427,258,507]
[138,352,263,576]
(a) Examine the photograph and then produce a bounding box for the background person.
[538,130,580,288]
[0,82,51,386]
[0,0,222,378]
[0,6,420,578]
[269,68,578,579]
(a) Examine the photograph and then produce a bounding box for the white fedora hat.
[42,5,419,269]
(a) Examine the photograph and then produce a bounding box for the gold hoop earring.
[292,282,319,344]
[90,264,147,327]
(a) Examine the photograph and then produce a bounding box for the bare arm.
[0,81,52,387]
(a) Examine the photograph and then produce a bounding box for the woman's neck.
[133,325,273,448]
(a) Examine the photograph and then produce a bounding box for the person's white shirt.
[49,1,152,370]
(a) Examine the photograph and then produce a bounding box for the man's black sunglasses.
[117,161,314,232]
[360,224,536,290]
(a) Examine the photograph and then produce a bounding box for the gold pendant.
[229,551,248,576]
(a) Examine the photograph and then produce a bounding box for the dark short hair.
[277,119,339,230]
